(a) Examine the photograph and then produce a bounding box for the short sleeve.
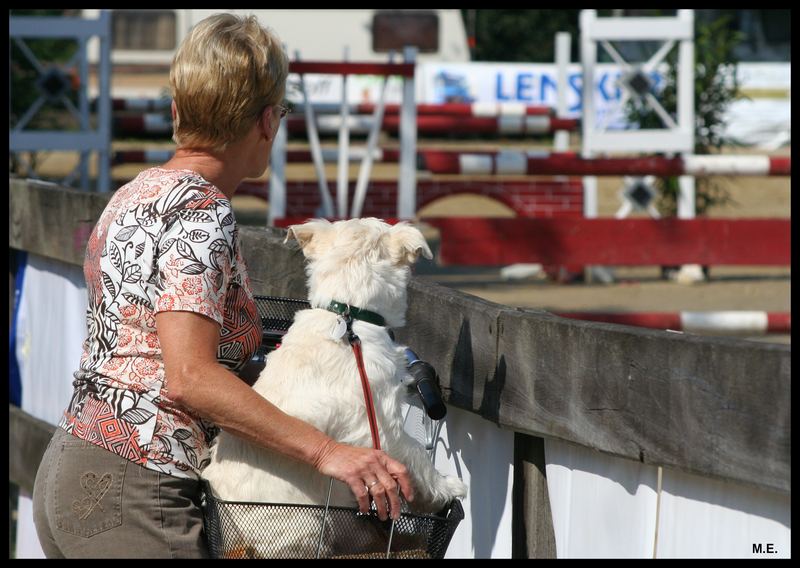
[153,197,237,326]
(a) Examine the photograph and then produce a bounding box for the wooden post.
[513,433,557,558]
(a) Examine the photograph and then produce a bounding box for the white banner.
[288,62,789,147]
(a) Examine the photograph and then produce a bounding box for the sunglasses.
[275,104,291,119]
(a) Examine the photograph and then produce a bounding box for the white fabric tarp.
[402,401,515,558]
[656,466,791,558]
[544,437,790,558]
[13,253,89,558]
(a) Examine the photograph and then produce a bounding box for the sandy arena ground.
[21,137,791,345]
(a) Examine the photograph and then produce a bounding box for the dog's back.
[203,307,406,508]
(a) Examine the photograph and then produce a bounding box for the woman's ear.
[284,218,333,259]
[260,106,274,141]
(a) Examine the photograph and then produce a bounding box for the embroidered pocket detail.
[55,445,126,537]
[72,472,114,520]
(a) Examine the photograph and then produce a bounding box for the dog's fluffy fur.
[201,218,467,556]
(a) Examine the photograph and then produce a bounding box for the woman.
[32,13,414,558]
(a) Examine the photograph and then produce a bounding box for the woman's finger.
[349,479,371,514]
[371,469,401,520]
[368,480,390,520]
[381,454,414,503]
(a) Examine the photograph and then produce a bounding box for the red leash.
[348,328,382,451]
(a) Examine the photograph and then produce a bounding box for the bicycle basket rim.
[201,479,463,523]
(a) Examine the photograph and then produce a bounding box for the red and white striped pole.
[92,97,172,112]
[111,147,402,166]
[556,311,790,334]
[380,115,578,136]
[420,150,791,176]
[111,112,578,138]
[295,102,554,117]
[101,97,555,118]
[112,114,172,136]
[111,147,792,178]
[112,149,175,165]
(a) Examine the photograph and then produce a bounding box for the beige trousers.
[32,428,208,558]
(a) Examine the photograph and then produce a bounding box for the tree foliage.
[464,10,583,62]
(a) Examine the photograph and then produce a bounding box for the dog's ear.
[284,218,333,259]
[385,223,433,265]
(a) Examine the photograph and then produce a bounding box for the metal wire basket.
[202,294,464,558]
[252,295,310,356]
[202,480,464,559]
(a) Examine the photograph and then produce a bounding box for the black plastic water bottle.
[403,348,447,420]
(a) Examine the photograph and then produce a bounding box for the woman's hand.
[312,439,415,521]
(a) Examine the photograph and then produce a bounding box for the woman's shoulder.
[120,166,223,199]
[98,168,234,245]
[134,167,232,215]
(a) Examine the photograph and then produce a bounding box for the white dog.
[201,218,467,557]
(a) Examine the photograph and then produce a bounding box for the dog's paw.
[408,474,468,514]
[442,475,468,500]
[424,475,467,510]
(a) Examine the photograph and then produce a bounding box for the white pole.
[351,52,393,219]
[580,10,598,219]
[554,32,571,153]
[677,9,696,220]
[677,175,695,219]
[268,119,287,226]
[675,10,700,283]
[295,50,335,217]
[78,36,90,191]
[397,46,417,220]
[97,10,111,193]
[337,46,350,218]
[579,10,607,283]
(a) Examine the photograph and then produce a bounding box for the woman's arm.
[156,310,414,520]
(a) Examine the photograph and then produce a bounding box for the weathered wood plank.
[392,280,510,419]
[9,404,57,494]
[496,309,791,494]
[238,227,308,298]
[10,178,110,266]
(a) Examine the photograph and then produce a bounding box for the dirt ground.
[20,138,791,344]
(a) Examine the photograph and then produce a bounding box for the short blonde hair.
[170,13,288,152]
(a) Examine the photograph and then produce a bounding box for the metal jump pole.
[337,46,350,218]
[397,46,418,220]
[295,50,336,218]
[351,52,393,219]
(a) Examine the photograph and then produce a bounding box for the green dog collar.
[327,301,386,327]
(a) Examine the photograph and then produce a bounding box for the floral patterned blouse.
[59,167,262,479]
